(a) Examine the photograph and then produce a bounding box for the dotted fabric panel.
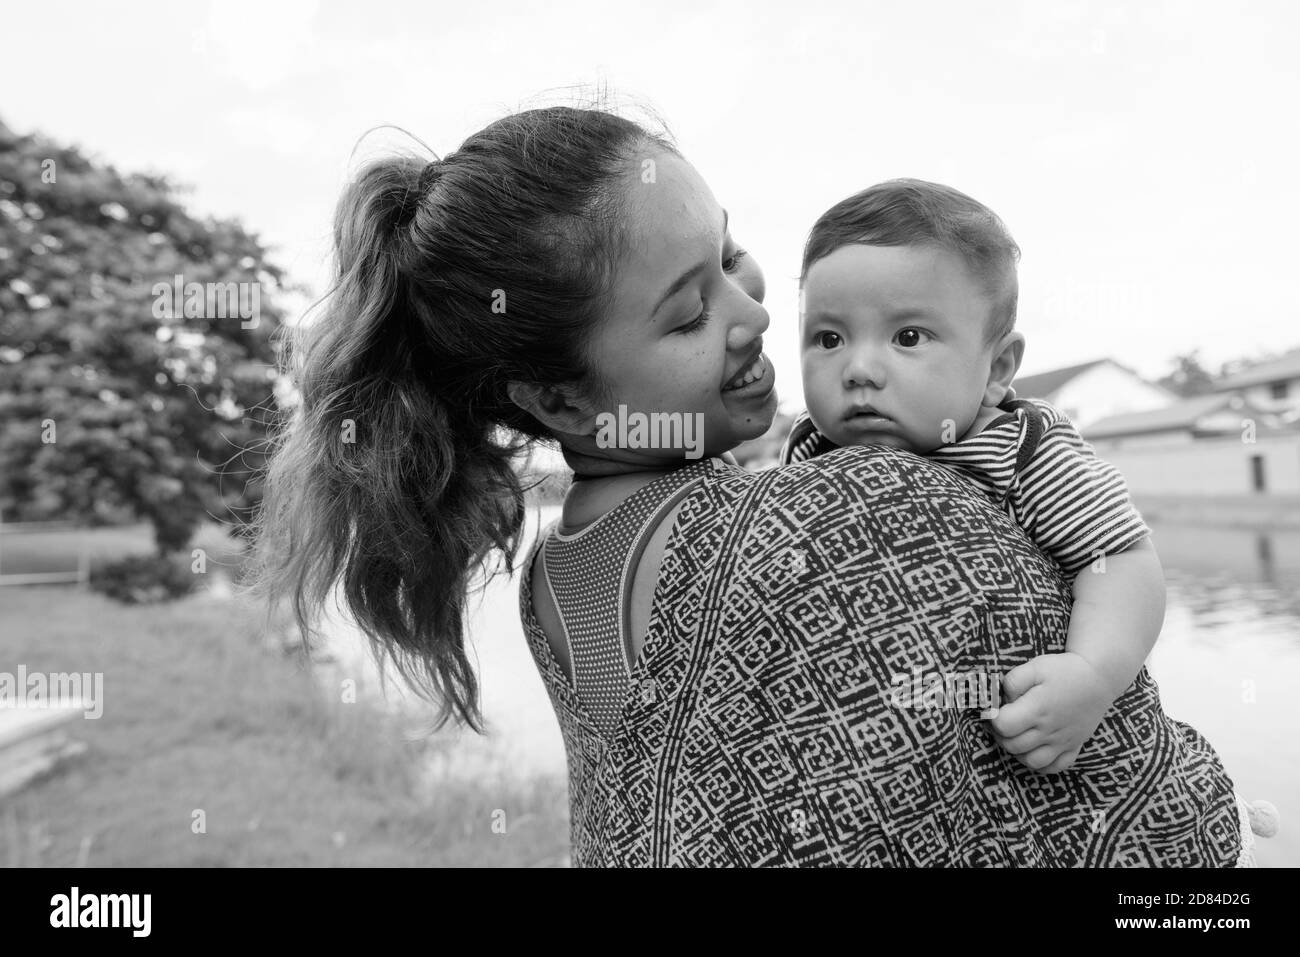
[540,459,720,738]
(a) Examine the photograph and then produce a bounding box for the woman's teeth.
[724,354,766,391]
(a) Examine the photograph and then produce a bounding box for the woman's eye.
[722,248,748,273]
[815,331,841,349]
[895,328,927,347]
[680,305,712,334]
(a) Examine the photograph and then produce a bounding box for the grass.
[0,524,570,867]
[0,520,249,577]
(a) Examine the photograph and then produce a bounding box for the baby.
[780,179,1164,774]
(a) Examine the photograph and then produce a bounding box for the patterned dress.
[518,446,1242,867]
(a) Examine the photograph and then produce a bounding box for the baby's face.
[800,243,998,454]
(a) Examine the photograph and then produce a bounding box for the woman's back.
[520,446,1242,867]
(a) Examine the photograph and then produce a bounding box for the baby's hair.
[243,105,676,730]
[801,179,1021,344]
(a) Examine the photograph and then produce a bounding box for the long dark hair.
[244,107,674,729]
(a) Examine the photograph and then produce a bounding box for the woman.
[249,105,1247,866]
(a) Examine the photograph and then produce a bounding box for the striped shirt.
[779,398,1150,578]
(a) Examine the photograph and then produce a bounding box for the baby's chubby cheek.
[804,393,841,440]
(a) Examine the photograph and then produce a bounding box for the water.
[1144,522,1300,867]
[320,510,1299,865]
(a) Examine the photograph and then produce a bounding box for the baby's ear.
[983,332,1026,406]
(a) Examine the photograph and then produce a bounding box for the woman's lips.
[722,352,772,396]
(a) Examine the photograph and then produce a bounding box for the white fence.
[0,518,90,587]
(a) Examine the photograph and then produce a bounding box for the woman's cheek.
[655,352,712,410]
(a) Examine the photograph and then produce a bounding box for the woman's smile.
[721,351,775,399]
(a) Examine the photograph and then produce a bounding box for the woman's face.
[579,151,778,463]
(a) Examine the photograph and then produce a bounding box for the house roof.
[1011,359,1113,399]
[1215,348,1300,391]
[1084,393,1265,439]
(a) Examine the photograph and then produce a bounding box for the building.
[1011,358,1178,430]
[1214,347,1300,421]
[1084,393,1300,499]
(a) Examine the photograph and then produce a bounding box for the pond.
[1143,521,1300,868]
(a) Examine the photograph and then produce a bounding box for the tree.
[0,118,289,556]
[1156,350,1217,398]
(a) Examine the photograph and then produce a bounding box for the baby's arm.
[1065,536,1165,701]
[988,537,1165,773]
[974,401,1160,772]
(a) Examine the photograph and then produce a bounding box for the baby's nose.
[843,349,885,389]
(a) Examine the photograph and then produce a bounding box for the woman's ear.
[505,380,601,436]
[982,331,1026,407]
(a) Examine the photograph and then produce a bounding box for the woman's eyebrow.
[650,208,729,318]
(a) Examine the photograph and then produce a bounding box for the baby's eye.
[895,328,929,348]
[814,331,841,349]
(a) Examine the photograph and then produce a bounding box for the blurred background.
[1,0,1296,866]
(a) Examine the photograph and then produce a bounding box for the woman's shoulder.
[715,446,1068,598]
[551,447,968,524]
[535,445,1033,578]
[557,457,746,531]
[755,444,985,504]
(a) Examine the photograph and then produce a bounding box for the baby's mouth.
[844,403,891,422]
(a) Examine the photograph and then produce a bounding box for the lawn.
[0,524,570,867]
[0,520,249,579]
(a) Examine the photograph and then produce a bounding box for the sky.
[4,0,1297,409]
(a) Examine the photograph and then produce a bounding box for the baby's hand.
[981,653,1112,773]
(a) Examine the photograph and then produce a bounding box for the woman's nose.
[726,295,770,350]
